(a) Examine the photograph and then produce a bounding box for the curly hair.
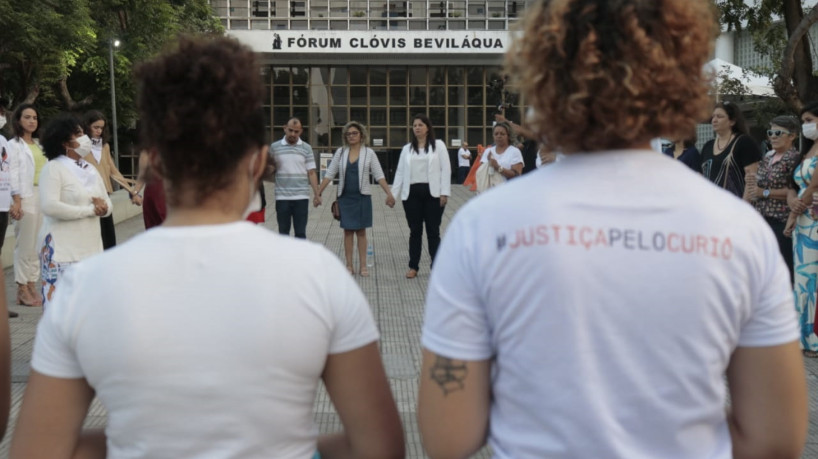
[41,113,82,160]
[506,0,717,153]
[135,36,265,206]
[342,121,369,147]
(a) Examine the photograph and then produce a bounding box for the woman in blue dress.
[317,121,395,276]
[786,101,818,357]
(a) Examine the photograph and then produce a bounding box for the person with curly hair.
[418,1,806,458]
[81,110,137,249]
[700,101,761,199]
[10,36,403,458]
[35,113,111,310]
[391,114,451,279]
[7,104,45,307]
[316,121,396,276]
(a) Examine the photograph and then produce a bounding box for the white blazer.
[8,137,39,199]
[391,139,451,200]
[325,146,386,197]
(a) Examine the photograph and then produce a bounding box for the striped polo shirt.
[271,137,316,200]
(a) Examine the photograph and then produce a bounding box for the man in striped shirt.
[271,118,319,239]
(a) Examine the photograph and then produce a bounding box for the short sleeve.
[733,135,761,170]
[509,147,524,166]
[322,253,379,354]
[738,224,799,347]
[30,267,85,378]
[422,208,493,360]
[304,144,316,170]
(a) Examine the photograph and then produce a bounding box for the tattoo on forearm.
[430,356,468,396]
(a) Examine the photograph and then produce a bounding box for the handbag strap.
[721,134,741,189]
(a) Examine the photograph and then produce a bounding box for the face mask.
[73,135,93,157]
[242,151,262,219]
[803,123,818,140]
[0,115,6,131]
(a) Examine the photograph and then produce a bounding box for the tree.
[717,0,818,113]
[0,0,222,128]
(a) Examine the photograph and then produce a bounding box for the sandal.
[803,350,818,358]
[360,268,370,277]
[346,265,355,275]
[17,283,41,307]
[406,269,418,279]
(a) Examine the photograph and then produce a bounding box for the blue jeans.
[276,199,308,239]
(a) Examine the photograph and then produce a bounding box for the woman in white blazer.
[390,114,451,279]
[317,121,396,276]
[38,113,111,310]
[8,104,46,306]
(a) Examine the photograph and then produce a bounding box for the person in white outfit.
[36,113,111,310]
[7,104,45,307]
[10,36,404,459]
[418,1,808,458]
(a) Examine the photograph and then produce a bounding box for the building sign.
[229,30,511,54]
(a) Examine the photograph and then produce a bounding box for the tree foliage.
[716,0,818,113]
[0,0,222,129]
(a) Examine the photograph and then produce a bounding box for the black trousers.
[403,183,445,271]
[765,216,794,284]
[100,214,116,250]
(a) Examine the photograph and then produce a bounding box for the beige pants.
[14,191,41,284]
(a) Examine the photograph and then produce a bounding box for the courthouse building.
[209,0,533,178]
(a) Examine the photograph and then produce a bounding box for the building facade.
[210,0,532,178]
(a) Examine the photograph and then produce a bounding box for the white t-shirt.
[481,145,523,170]
[423,150,797,458]
[458,147,471,167]
[32,222,379,458]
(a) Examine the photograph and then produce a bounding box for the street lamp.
[108,38,121,168]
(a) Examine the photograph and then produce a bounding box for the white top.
[391,139,451,200]
[409,150,430,184]
[0,136,12,211]
[271,137,316,201]
[324,146,385,197]
[481,145,523,170]
[8,137,39,198]
[422,150,797,459]
[38,159,111,263]
[458,147,471,167]
[31,222,380,458]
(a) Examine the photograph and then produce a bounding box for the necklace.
[716,133,733,151]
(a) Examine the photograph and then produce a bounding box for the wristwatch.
[763,189,771,198]
[498,166,505,174]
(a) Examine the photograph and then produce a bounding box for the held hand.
[9,201,22,220]
[386,195,395,208]
[91,197,108,216]
[131,195,143,206]
[788,196,807,214]
[440,196,448,207]
[313,195,322,208]
[803,192,815,208]
[744,184,758,201]
[745,171,757,186]
[784,215,797,238]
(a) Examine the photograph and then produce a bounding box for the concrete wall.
[1,190,143,269]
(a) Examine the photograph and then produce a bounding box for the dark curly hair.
[135,36,265,206]
[82,110,109,144]
[12,103,39,140]
[506,0,717,153]
[410,114,437,154]
[41,113,82,160]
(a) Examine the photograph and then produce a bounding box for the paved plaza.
[0,184,817,457]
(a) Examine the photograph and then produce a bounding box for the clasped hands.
[313,194,396,208]
[91,197,108,216]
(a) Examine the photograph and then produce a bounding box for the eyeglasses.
[345,131,360,136]
[767,129,791,137]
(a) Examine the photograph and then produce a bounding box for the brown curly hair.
[135,36,265,206]
[506,0,717,153]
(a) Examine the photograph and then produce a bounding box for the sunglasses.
[767,129,791,137]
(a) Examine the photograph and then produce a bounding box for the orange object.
[463,144,484,191]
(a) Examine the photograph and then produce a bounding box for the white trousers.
[14,191,41,284]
